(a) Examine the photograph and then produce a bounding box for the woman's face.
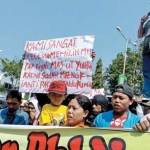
[23,102,29,112]
[67,98,86,126]
[28,103,36,113]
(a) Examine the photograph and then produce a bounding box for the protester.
[28,94,40,125]
[91,50,96,61]
[20,99,28,111]
[38,80,67,126]
[0,98,7,109]
[66,94,92,127]
[20,99,30,113]
[133,100,150,132]
[138,12,150,99]
[133,113,150,132]
[87,94,110,126]
[93,84,140,128]
[0,90,29,125]
[92,94,110,113]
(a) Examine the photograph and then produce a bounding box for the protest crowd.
[0,12,150,133]
[0,80,150,132]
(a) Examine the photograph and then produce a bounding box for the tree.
[92,58,103,88]
[0,58,23,88]
[105,48,143,94]
[105,53,124,92]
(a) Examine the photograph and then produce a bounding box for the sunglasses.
[7,102,18,106]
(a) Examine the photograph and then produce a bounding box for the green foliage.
[0,58,23,88]
[105,53,124,91]
[92,58,103,88]
[0,84,6,92]
[105,48,143,94]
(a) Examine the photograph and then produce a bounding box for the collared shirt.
[93,110,140,128]
[0,107,29,125]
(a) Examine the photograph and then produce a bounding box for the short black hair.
[6,90,22,102]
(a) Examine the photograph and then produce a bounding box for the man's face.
[6,98,20,112]
[111,92,133,114]
[48,92,65,106]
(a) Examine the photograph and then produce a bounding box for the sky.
[0,0,149,69]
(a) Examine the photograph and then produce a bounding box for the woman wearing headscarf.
[28,94,40,125]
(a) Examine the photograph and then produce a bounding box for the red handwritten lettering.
[51,61,63,69]
[27,132,67,150]
[68,135,83,150]
[42,72,59,79]
[24,62,34,70]
[80,48,91,56]
[20,81,37,88]
[25,38,77,52]
[39,81,50,89]
[60,72,85,80]
[35,62,48,70]
[1,140,19,150]
[47,134,60,150]
[27,132,47,150]
[89,136,126,150]
[89,136,107,150]
[65,61,74,69]
[24,52,40,60]
[22,72,41,78]
[65,80,92,89]
[27,132,127,150]
[108,138,126,150]
[75,61,92,70]
[25,48,91,60]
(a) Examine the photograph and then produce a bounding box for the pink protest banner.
[19,35,95,94]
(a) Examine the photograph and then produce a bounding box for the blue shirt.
[0,107,29,125]
[93,110,140,128]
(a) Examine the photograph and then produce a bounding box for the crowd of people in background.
[0,12,150,132]
[0,79,150,132]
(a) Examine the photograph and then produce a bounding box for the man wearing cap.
[93,84,140,128]
[38,80,67,126]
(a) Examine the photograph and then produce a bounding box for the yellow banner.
[0,125,149,150]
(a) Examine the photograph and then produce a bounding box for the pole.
[123,39,128,75]
[116,26,128,84]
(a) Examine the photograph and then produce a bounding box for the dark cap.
[48,80,67,94]
[92,94,109,106]
[114,84,133,99]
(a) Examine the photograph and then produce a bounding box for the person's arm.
[91,50,96,61]
[133,115,150,132]
[138,15,149,38]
